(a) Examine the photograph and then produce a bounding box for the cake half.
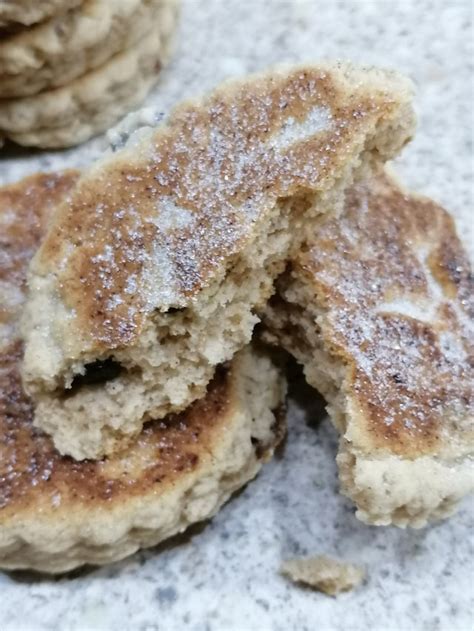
[264,169,473,527]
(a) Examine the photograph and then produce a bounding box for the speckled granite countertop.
[0,1,472,629]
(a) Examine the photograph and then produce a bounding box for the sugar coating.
[0,172,286,573]
[30,64,414,349]
[264,169,474,527]
[21,63,415,459]
[267,105,333,150]
[303,178,473,441]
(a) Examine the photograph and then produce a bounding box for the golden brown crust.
[0,343,233,519]
[0,171,79,277]
[0,171,80,331]
[0,171,286,570]
[34,64,414,352]
[0,170,255,516]
[292,171,473,457]
[263,169,473,526]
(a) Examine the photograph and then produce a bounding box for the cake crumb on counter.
[280,555,366,596]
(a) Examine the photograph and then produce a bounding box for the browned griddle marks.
[297,175,474,455]
[38,69,394,348]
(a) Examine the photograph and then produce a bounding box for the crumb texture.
[0,0,178,98]
[21,62,415,458]
[281,555,365,596]
[264,169,474,527]
[0,172,286,573]
[0,0,82,28]
[0,0,179,147]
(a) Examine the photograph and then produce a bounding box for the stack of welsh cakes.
[0,0,179,148]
